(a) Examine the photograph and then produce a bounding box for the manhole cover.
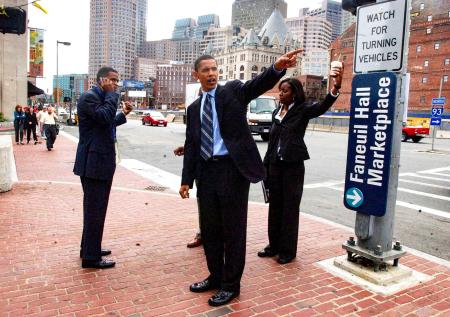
[144,185,168,192]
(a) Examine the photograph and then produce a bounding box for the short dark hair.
[96,66,118,83]
[194,55,216,71]
[278,78,305,105]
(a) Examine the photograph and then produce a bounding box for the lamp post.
[56,40,71,106]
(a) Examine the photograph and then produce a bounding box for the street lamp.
[56,40,71,106]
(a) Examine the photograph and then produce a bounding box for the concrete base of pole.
[342,242,407,272]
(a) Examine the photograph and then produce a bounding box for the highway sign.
[344,72,397,216]
[354,0,407,73]
[430,117,442,126]
[432,97,446,106]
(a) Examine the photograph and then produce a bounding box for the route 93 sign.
[344,72,397,216]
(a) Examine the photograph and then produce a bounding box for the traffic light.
[342,0,376,15]
[0,7,26,35]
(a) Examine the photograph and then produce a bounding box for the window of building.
[444,75,449,83]
[421,77,428,83]
[239,73,244,80]
[239,65,245,71]
[435,43,440,50]
[416,45,422,52]
[445,58,450,65]
[420,3,425,9]
[426,28,432,34]
[424,60,429,67]
[427,15,432,22]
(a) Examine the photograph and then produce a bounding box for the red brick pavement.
[1,134,450,317]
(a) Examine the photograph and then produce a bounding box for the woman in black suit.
[257,63,344,264]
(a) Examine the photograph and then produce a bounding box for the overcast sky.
[29,0,325,93]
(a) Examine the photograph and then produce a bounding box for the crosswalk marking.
[398,187,450,201]
[399,178,450,190]
[401,172,450,183]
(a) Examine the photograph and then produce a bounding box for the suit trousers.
[80,176,113,260]
[198,157,250,292]
[44,124,57,149]
[267,160,305,259]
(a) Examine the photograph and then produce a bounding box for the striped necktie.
[200,94,214,160]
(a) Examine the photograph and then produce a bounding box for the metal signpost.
[430,97,445,151]
[343,0,410,271]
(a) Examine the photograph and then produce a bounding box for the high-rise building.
[134,58,169,82]
[306,0,342,41]
[195,14,220,39]
[341,10,356,34]
[286,16,332,52]
[53,74,89,102]
[89,0,147,85]
[141,40,177,61]
[174,38,201,65]
[231,0,287,32]
[172,18,197,40]
[200,25,247,53]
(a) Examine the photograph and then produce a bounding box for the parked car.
[142,111,167,127]
[402,123,429,143]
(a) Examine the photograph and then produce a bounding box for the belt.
[208,155,230,162]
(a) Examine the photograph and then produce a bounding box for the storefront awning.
[27,81,45,97]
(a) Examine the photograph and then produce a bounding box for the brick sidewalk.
[0,134,449,317]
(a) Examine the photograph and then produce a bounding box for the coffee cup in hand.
[330,61,342,78]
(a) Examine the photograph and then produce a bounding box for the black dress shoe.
[189,278,219,293]
[80,249,112,258]
[81,259,115,269]
[277,256,295,265]
[257,246,278,257]
[208,290,239,307]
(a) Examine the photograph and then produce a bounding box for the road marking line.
[327,186,450,220]
[398,187,450,201]
[399,179,450,190]
[400,172,450,183]
[418,166,450,174]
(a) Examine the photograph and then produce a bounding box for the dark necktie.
[200,94,214,160]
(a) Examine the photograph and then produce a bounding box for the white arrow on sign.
[347,189,362,206]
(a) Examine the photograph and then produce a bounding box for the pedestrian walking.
[24,106,39,144]
[13,105,26,145]
[42,107,58,151]
[73,66,133,269]
[179,49,303,306]
[37,106,47,139]
[257,62,344,264]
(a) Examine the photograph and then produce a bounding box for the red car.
[142,111,167,127]
[402,123,429,143]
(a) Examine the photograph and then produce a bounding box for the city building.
[53,74,89,102]
[89,0,147,85]
[194,14,220,39]
[213,9,299,82]
[298,74,327,101]
[286,16,332,52]
[231,0,287,32]
[200,25,247,53]
[156,62,196,108]
[172,18,196,40]
[134,58,169,82]
[341,10,356,34]
[301,49,330,77]
[304,0,342,41]
[141,40,177,61]
[174,38,201,65]
[329,0,450,113]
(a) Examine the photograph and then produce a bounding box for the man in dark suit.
[179,49,303,306]
[74,67,133,269]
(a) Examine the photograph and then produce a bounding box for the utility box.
[0,136,16,192]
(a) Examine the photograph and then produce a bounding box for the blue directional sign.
[430,117,442,126]
[344,72,397,217]
[432,97,446,106]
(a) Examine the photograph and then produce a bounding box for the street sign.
[344,72,397,217]
[432,97,446,106]
[354,0,407,73]
[430,117,442,126]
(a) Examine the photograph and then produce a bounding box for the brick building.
[329,0,449,113]
[156,63,195,109]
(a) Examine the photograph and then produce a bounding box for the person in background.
[24,106,39,145]
[13,105,26,145]
[38,106,47,139]
[174,145,202,248]
[42,107,58,151]
[257,63,344,265]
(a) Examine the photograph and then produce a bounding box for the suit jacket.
[264,93,337,165]
[182,65,286,188]
[73,87,126,180]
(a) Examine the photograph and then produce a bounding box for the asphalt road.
[63,120,450,260]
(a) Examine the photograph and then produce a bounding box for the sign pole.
[431,77,444,151]
[343,0,410,270]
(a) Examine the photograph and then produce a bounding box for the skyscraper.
[89,0,147,85]
[231,0,287,32]
[307,0,342,41]
[195,14,220,39]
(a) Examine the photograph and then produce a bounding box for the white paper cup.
[330,61,342,77]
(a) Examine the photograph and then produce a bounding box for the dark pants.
[14,121,24,143]
[80,176,113,260]
[26,124,38,142]
[44,124,57,149]
[267,160,305,259]
[198,157,250,292]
